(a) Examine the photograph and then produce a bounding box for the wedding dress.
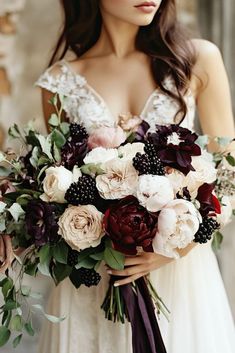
[35,60,235,353]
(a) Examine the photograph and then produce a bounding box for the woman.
[2,0,235,352]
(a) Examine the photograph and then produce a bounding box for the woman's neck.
[91,11,139,59]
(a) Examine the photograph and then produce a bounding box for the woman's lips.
[135,2,156,14]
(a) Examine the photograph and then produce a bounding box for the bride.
[2,0,235,352]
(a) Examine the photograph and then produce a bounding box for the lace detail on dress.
[35,59,196,133]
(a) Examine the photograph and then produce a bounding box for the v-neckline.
[61,59,159,122]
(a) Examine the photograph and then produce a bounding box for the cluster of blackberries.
[132,142,165,176]
[67,248,79,267]
[194,217,220,244]
[70,123,88,141]
[65,175,97,205]
[77,268,101,287]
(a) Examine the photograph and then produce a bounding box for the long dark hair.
[50,0,196,122]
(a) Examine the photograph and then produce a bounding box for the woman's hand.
[0,234,15,273]
[106,252,174,287]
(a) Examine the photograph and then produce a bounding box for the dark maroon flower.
[147,124,201,175]
[61,138,88,170]
[196,183,221,217]
[0,180,16,199]
[25,200,59,246]
[103,196,158,255]
[134,120,150,142]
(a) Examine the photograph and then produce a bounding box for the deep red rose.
[103,196,158,255]
[196,183,221,217]
[147,124,201,175]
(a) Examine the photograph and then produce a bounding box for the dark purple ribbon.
[120,277,167,353]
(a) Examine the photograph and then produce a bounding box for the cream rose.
[96,159,138,199]
[136,175,174,212]
[153,199,201,259]
[84,147,118,165]
[41,166,77,203]
[118,142,145,161]
[58,205,104,251]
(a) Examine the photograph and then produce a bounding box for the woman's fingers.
[107,264,149,277]
[124,255,145,266]
[114,271,149,287]
[0,235,14,273]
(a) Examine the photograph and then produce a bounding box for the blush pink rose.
[88,126,126,149]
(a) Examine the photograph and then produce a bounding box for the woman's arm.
[108,39,235,286]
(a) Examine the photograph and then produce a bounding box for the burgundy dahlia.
[25,200,59,246]
[147,124,201,175]
[196,183,221,217]
[61,139,88,170]
[103,196,158,255]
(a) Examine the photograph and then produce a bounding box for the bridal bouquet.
[0,95,234,351]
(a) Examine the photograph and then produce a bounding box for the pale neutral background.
[0,1,234,352]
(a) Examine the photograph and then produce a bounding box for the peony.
[88,126,126,149]
[118,142,145,160]
[84,147,118,165]
[153,199,201,259]
[41,166,79,203]
[96,159,138,200]
[185,151,217,197]
[165,168,186,196]
[58,205,104,251]
[103,196,158,255]
[136,175,174,212]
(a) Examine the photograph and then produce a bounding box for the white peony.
[58,205,104,251]
[185,151,217,198]
[136,175,174,212]
[217,196,233,227]
[165,168,186,196]
[96,159,138,199]
[84,147,118,165]
[41,166,77,203]
[118,143,145,161]
[153,199,201,259]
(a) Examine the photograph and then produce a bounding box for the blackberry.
[78,268,101,287]
[65,175,96,205]
[194,217,220,244]
[133,152,165,176]
[144,141,158,158]
[67,248,79,267]
[133,153,151,175]
[70,123,88,140]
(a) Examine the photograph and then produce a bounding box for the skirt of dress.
[37,242,235,353]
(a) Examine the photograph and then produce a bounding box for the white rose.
[136,175,174,212]
[96,159,138,199]
[165,168,186,195]
[118,143,145,161]
[58,205,104,251]
[84,147,118,165]
[153,199,201,259]
[217,196,233,227]
[41,166,75,203]
[185,151,217,198]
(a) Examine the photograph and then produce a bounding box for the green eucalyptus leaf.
[0,217,6,232]
[37,135,53,160]
[8,124,21,139]
[75,257,96,270]
[24,322,35,337]
[48,114,60,127]
[37,262,51,277]
[90,252,104,261]
[29,146,40,168]
[0,201,7,213]
[2,278,13,298]
[104,247,125,271]
[0,166,12,177]
[53,263,72,283]
[26,130,40,147]
[212,231,223,252]
[53,142,61,163]
[0,326,11,347]
[196,135,209,149]
[3,300,20,311]
[10,315,23,332]
[60,122,70,136]
[8,203,25,221]
[39,244,51,264]
[49,94,58,107]
[24,261,38,276]
[32,304,65,323]
[21,285,31,297]
[51,129,66,149]
[0,152,5,163]
[226,155,235,167]
[216,136,233,147]
[13,333,22,348]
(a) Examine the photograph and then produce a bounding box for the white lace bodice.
[35,59,196,133]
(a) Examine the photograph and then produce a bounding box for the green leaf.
[53,142,61,163]
[8,203,25,221]
[8,124,21,139]
[32,304,65,323]
[37,135,53,160]
[226,155,235,167]
[0,152,5,163]
[24,261,38,276]
[80,163,105,177]
[196,135,209,149]
[29,146,39,168]
[51,129,66,149]
[24,322,35,337]
[216,136,233,147]
[60,122,70,136]
[3,300,20,311]
[48,114,60,127]
[0,166,12,177]
[90,252,104,261]
[212,231,223,252]
[12,334,22,348]
[26,130,40,147]
[37,262,51,277]
[2,278,14,298]
[49,94,58,107]
[39,245,51,264]
[37,156,51,166]
[0,217,6,232]
[75,257,96,270]
[0,326,11,347]
[69,269,82,288]
[104,247,125,271]
[53,263,72,283]
[52,242,68,264]
[0,201,7,213]
[21,285,31,297]
[10,315,23,332]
